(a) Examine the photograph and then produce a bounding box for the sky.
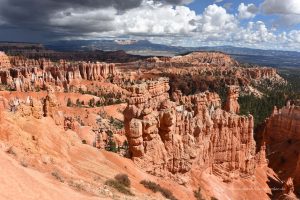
[0,0,300,51]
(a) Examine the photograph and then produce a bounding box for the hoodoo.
[124,78,257,183]
[0,51,11,68]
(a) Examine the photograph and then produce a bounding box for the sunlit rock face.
[225,85,240,114]
[124,78,258,183]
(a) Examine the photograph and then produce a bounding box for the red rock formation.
[225,85,240,114]
[264,104,300,142]
[261,102,300,195]
[0,55,118,91]
[169,52,238,67]
[43,85,64,125]
[0,95,8,121]
[124,78,257,183]
[16,97,43,119]
[278,177,298,200]
[284,177,295,195]
[0,51,11,68]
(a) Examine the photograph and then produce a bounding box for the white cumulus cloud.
[48,1,300,51]
[50,1,198,37]
[238,3,258,19]
[235,21,276,43]
[196,4,237,33]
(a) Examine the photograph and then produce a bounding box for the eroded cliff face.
[261,103,300,196]
[0,53,117,92]
[124,78,259,183]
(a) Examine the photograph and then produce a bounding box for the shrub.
[68,180,85,191]
[82,140,87,144]
[51,171,64,183]
[76,99,81,107]
[78,88,85,94]
[105,179,134,196]
[106,139,117,153]
[114,174,131,187]
[20,160,28,167]
[6,146,16,156]
[140,180,160,192]
[96,100,102,107]
[159,187,176,200]
[67,98,72,107]
[110,118,124,130]
[123,140,129,150]
[194,187,205,200]
[140,180,177,200]
[88,98,95,107]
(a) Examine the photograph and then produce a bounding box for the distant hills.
[1,40,300,68]
[45,40,300,68]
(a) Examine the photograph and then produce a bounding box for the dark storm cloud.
[0,0,145,40]
[0,0,191,25]
[0,0,194,41]
[157,0,194,4]
[0,0,143,24]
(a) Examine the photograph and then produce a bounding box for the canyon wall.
[262,103,300,195]
[124,78,258,183]
[0,53,117,91]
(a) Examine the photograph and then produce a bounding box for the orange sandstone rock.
[0,51,11,68]
[225,85,240,114]
[124,78,257,183]
[261,103,300,194]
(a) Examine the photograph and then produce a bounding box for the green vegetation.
[105,174,134,196]
[110,117,124,130]
[76,99,83,107]
[88,98,95,107]
[238,88,286,128]
[78,88,125,106]
[105,130,117,153]
[67,98,73,107]
[140,180,178,200]
[239,69,300,128]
